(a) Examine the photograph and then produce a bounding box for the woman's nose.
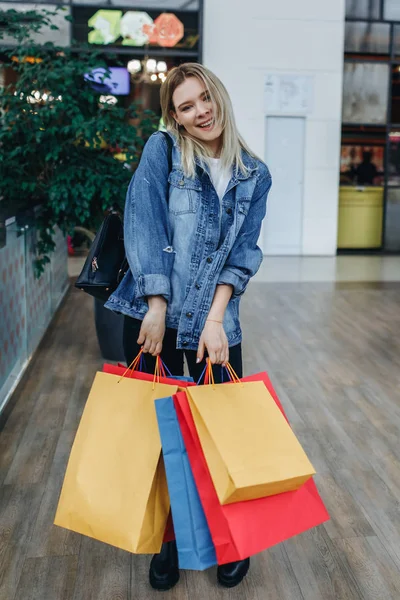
[196,103,210,118]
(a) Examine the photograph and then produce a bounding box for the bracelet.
[206,319,223,324]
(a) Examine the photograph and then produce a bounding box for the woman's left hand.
[197,321,229,366]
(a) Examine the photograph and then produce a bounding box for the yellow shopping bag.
[54,371,178,553]
[187,362,315,505]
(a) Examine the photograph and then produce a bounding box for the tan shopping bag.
[187,370,315,505]
[54,371,178,553]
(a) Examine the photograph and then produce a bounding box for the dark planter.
[0,216,5,250]
[94,298,125,362]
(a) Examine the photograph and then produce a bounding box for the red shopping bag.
[174,371,329,564]
[163,511,175,543]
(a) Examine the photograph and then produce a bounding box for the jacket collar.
[235,150,258,180]
[166,130,258,181]
[194,148,258,182]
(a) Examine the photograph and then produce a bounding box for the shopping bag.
[155,396,217,570]
[174,372,329,564]
[187,367,315,504]
[118,362,195,383]
[54,371,178,553]
[103,363,195,388]
[163,512,175,543]
[102,359,193,545]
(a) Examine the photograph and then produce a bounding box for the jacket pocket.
[238,198,251,215]
[235,199,251,234]
[168,171,202,215]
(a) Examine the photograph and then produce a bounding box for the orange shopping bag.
[186,361,315,504]
[54,363,178,554]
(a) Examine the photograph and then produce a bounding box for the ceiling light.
[127,59,142,74]
[157,61,167,72]
[146,59,157,73]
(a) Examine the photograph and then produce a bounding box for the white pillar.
[203,0,346,255]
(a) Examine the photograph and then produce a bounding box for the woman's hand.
[197,321,229,366]
[138,297,167,356]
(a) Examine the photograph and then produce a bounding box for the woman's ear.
[170,110,180,127]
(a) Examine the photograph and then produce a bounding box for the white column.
[203,0,346,255]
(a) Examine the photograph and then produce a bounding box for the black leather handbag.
[75,131,173,302]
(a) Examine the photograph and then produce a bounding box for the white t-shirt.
[209,157,232,203]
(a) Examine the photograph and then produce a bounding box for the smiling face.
[171,76,223,155]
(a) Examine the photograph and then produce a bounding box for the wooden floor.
[1,280,400,599]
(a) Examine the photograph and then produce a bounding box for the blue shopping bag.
[155,396,217,571]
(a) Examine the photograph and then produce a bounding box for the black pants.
[123,317,243,384]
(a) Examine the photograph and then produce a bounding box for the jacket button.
[182,341,188,346]
[186,312,193,318]
[206,257,213,264]
[195,283,200,290]
[179,180,184,186]
[226,207,233,215]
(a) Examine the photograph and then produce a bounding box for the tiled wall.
[0,220,69,414]
[0,229,27,398]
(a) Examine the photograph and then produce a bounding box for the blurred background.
[2,0,400,255]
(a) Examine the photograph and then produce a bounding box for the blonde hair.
[160,63,255,178]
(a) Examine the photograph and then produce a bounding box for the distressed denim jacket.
[105,131,272,350]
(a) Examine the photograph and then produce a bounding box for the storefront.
[71,3,203,119]
[0,1,203,120]
[339,0,400,251]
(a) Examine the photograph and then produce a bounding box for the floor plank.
[72,537,130,600]
[335,467,400,570]
[13,556,78,600]
[26,429,82,559]
[283,526,362,600]
[315,471,375,541]
[333,536,400,599]
[0,484,44,599]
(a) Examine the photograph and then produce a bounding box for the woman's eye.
[181,105,191,112]
[204,94,211,102]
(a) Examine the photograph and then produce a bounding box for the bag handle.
[118,348,144,382]
[153,355,171,389]
[224,363,242,384]
[197,360,243,388]
[118,349,171,386]
[205,358,215,387]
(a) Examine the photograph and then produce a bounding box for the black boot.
[217,558,250,588]
[149,540,180,591]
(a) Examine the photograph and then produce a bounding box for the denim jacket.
[105,131,272,350]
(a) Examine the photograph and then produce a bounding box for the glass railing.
[0,218,69,415]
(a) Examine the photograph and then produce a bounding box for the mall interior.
[1,1,400,599]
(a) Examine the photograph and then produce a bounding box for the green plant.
[0,8,158,274]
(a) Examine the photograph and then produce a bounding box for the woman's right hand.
[137,297,167,356]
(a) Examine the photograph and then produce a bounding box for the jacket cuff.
[136,274,171,301]
[217,268,248,297]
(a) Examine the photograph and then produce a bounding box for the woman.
[105,63,272,590]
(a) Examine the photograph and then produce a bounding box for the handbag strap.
[160,131,173,204]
